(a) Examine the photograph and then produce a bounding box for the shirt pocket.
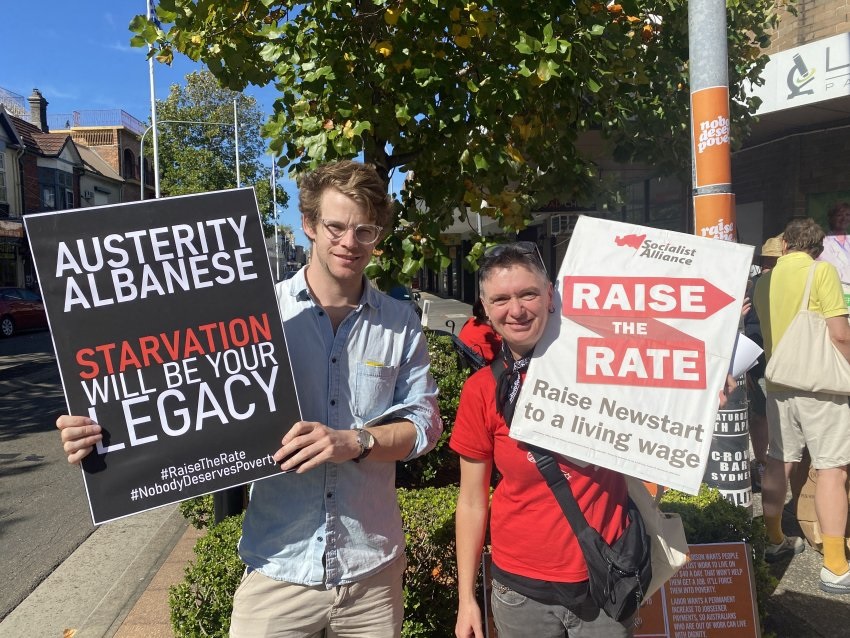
[353,362,398,420]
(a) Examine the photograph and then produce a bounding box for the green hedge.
[169,513,244,637]
[396,330,470,488]
[179,494,214,530]
[398,486,459,638]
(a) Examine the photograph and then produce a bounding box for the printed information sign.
[635,542,760,638]
[25,188,299,524]
[510,217,753,493]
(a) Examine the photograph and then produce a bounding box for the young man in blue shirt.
[58,160,442,636]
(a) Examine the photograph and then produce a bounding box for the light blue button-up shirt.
[238,269,442,586]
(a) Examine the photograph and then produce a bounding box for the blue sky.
[2,0,311,244]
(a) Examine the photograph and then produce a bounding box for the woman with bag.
[754,217,850,594]
[450,242,636,638]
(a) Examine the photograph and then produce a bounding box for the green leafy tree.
[132,1,785,282]
[154,69,287,235]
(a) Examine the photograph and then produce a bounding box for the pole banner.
[691,85,732,188]
[695,192,736,242]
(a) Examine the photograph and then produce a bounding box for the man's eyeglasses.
[320,219,383,245]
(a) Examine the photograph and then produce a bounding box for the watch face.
[356,429,375,460]
[358,429,374,449]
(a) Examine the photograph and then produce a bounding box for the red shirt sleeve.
[458,318,502,363]
[449,367,496,460]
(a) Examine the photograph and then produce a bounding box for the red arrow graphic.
[566,315,706,388]
[562,276,734,320]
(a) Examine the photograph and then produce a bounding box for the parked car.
[0,287,48,337]
[386,284,423,318]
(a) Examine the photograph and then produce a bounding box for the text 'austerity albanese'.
[55,215,257,312]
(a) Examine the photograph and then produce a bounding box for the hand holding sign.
[56,414,102,465]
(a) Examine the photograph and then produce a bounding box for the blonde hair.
[298,161,394,234]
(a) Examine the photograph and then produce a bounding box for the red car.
[0,287,48,337]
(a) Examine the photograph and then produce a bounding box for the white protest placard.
[510,217,753,493]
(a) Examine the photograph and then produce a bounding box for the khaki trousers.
[229,555,406,638]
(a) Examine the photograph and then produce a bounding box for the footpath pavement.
[2,292,849,636]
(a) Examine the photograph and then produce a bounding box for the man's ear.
[302,216,316,241]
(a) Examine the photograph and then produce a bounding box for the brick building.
[49,108,154,203]
[0,87,149,287]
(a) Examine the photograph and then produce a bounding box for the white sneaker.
[764,535,805,563]
[820,566,850,594]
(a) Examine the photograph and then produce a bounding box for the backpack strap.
[489,360,589,533]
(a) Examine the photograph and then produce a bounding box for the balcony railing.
[0,87,27,118]
[48,110,146,136]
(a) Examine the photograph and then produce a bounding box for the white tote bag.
[625,477,689,599]
[765,264,850,394]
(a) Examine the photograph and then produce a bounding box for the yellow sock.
[822,535,849,575]
[765,515,785,546]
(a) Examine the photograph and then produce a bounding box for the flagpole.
[147,0,161,198]
[272,157,279,280]
[234,98,241,187]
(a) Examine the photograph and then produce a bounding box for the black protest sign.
[25,188,299,524]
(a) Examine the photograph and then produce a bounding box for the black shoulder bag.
[491,359,652,622]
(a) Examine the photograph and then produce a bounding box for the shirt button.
[331,357,337,363]
[330,399,336,406]
[326,492,333,498]
[317,536,323,542]
[318,310,325,316]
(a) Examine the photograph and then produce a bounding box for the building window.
[623,176,687,232]
[38,167,74,211]
[123,149,136,180]
[41,185,56,209]
[0,152,6,203]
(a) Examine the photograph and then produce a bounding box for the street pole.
[689,0,751,513]
[146,0,161,198]
[689,0,735,237]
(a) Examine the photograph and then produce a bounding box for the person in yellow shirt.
[754,217,850,594]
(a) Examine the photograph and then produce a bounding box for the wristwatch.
[353,428,375,462]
